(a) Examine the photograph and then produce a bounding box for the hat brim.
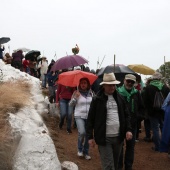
[125,78,136,82]
[100,80,120,85]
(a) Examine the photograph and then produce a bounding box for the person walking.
[38,56,48,88]
[56,83,75,134]
[87,72,132,170]
[117,74,145,170]
[0,44,5,60]
[47,71,58,103]
[11,50,24,70]
[160,92,170,158]
[143,72,170,151]
[69,78,94,160]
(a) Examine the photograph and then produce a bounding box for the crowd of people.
[1,44,170,170]
[55,71,170,170]
[54,69,170,170]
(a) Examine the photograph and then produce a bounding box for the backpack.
[153,91,164,110]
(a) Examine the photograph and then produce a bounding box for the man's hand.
[88,139,96,148]
[126,131,133,141]
[56,102,60,108]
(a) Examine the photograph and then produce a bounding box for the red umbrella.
[51,55,88,71]
[57,70,97,87]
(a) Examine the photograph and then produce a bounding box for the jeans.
[41,74,47,88]
[144,118,151,138]
[118,125,137,170]
[59,99,73,130]
[98,136,123,170]
[149,116,163,151]
[48,86,56,103]
[75,118,89,155]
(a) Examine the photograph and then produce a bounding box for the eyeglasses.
[126,80,135,84]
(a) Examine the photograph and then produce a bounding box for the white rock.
[61,161,78,170]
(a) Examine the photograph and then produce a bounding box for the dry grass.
[0,80,31,114]
[0,80,32,169]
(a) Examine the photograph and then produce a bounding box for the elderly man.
[143,72,170,152]
[87,72,132,170]
[117,74,145,170]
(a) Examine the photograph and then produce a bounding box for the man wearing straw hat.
[87,72,132,170]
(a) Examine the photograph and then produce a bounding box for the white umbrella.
[15,47,31,52]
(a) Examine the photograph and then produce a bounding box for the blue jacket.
[160,93,170,152]
[47,72,57,86]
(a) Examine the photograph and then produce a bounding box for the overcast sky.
[1,0,170,71]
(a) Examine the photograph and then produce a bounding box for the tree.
[159,61,170,85]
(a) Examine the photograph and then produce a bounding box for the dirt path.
[44,115,170,170]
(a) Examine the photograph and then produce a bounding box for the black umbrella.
[97,64,137,85]
[0,37,10,44]
[25,50,41,61]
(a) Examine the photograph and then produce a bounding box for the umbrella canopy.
[25,50,41,61]
[98,64,136,77]
[97,64,137,85]
[57,70,97,87]
[128,64,155,75]
[51,55,88,71]
[15,47,31,52]
[0,37,10,44]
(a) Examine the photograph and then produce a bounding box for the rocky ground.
[44,114,170,170]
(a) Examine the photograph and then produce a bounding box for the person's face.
[124,79,135,90]
[103,84,116,95]
[80,80,88,90]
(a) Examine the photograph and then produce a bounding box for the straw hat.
[125,74,136,82]
[100,73,120,85]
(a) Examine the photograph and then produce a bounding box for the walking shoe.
[135,139,139,142]
[168,154,170,159]
[151,146,159,152]
[58,124,62,130]
[67,129,72,134]
[77,151,83,157]
[85,155,91,160]
[143,137,152,142]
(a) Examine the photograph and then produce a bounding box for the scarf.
[149,80,164,90]
[79,89,91,97]
[117,85,138,112]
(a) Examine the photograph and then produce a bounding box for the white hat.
[152,72,162,80]
[100,73,120,85]
[125,74,136,82]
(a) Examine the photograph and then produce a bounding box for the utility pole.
[99,55,106,68]
[97,57,99,69]
[113,54,116,73]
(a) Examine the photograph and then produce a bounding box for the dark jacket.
[120,91,145,126]
[143,84,170,117]
[87,89,132,146]
[0,46,4,59]
[47,72,57,86]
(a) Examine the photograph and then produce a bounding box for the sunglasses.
[126,80,135,84]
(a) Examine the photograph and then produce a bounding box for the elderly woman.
[69,78,94,160]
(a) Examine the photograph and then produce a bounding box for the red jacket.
[56,84,75,103]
